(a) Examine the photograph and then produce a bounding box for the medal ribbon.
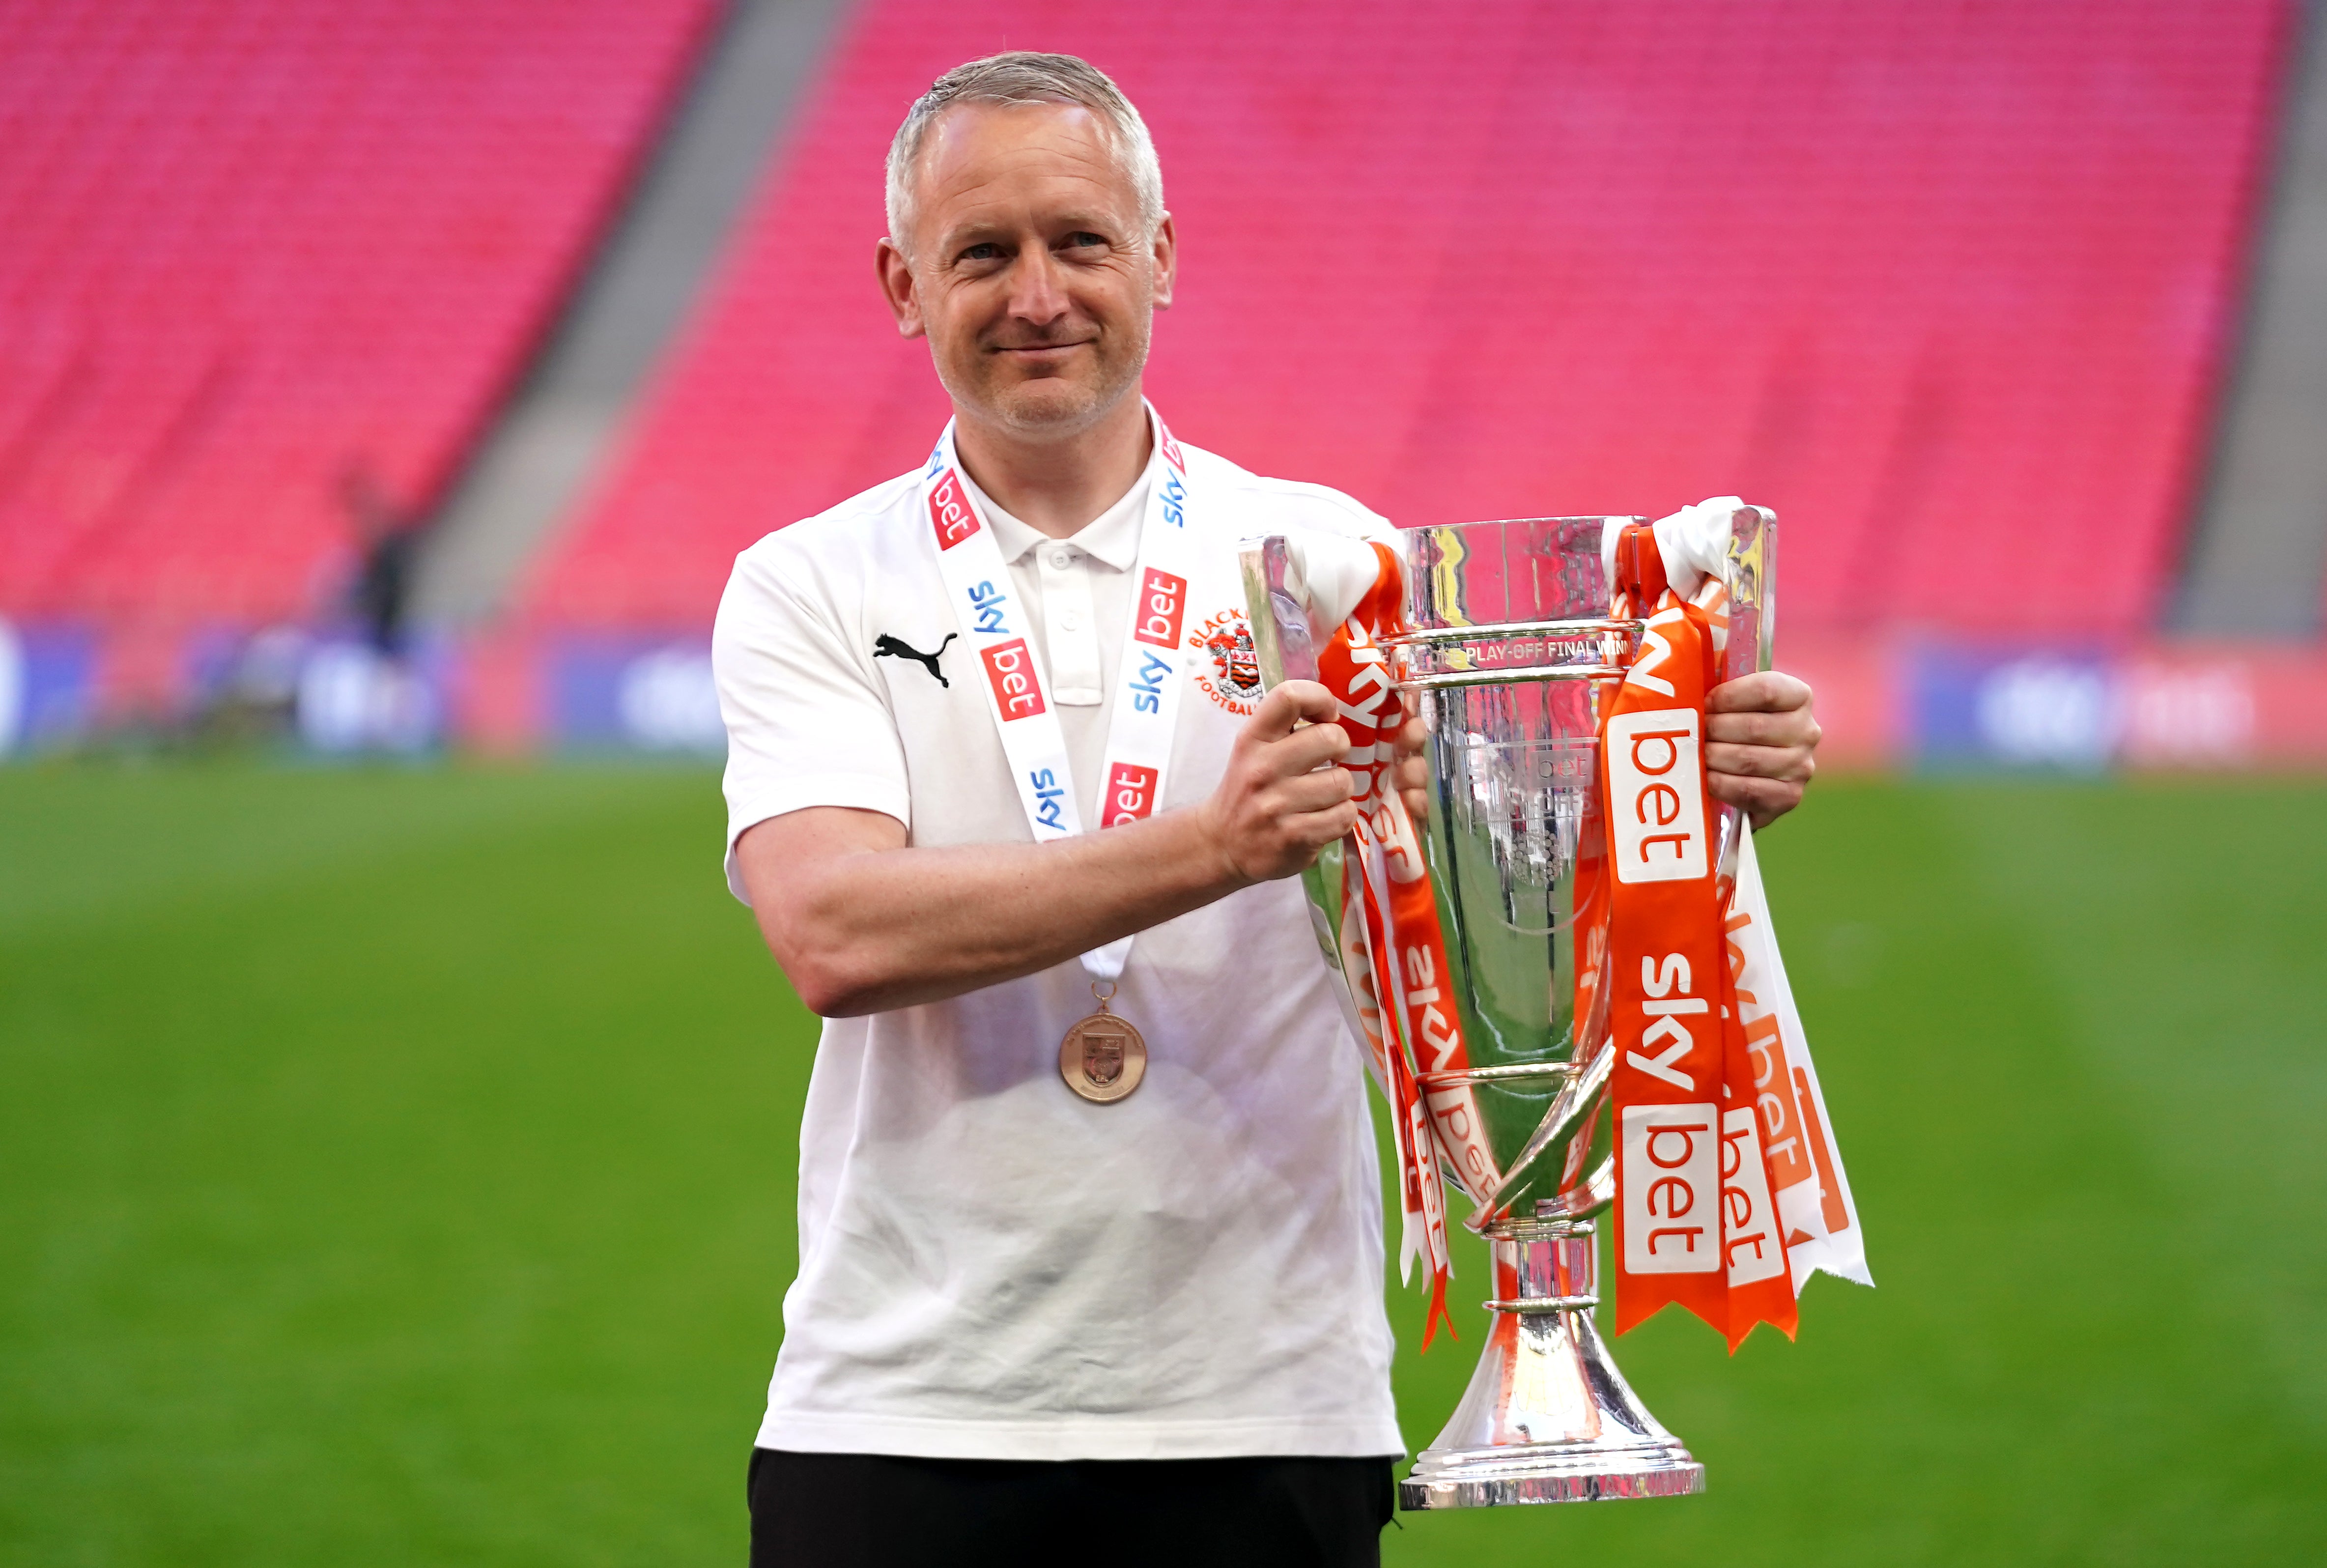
[920,405,1196,984]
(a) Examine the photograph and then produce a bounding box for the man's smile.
[992,339,1095,359]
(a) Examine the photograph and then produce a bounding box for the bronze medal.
[1060,986,1146,1104]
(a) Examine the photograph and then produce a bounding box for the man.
[714,52,1818,1567]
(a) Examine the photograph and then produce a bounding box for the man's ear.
[1149,212,1177,310]
[876,237,926,340]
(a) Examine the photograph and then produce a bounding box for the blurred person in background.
[341,462,419,658]
[713,51,1820,1568]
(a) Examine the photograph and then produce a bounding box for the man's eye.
[1062,232,1107,250]
[961,243,1003,262]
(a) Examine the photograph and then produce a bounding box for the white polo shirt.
[711,428,1403,1461]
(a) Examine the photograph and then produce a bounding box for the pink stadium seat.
[0,0,714,631]
[524,0,2286,640]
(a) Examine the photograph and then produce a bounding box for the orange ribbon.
[1317,542,1465,1349]
[1601,522,1799,1348]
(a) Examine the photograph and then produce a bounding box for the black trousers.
[748,1447,1397,1568]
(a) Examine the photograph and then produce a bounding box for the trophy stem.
[1398,1217,1705,1510]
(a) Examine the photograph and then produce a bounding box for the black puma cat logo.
[874,632,956,686]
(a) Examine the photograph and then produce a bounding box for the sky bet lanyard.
[920,404,1195,1021]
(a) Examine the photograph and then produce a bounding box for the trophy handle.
[1469,1045,1613,1224]
[1720,504,1777,685]
[1712,505,1777,881]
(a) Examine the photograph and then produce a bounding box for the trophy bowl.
[1243,510,1774,1509]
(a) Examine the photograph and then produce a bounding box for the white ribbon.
[920,405,1197,984]
[1601,495,1750,603]
[1730,824,1873,1289]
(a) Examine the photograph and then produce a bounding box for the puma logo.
[874,632,956,687]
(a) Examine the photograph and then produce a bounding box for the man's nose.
[1005,245,1071,325]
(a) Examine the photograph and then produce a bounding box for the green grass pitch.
[2,764,2322,1564]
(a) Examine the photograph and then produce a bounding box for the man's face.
[879,102,1174,437]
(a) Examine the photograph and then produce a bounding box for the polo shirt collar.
[956,418,1164,572]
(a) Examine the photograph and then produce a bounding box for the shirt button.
[1049,550,1074,570]
[1058,608,1081,631]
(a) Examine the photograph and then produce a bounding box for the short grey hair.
[885,51,1164,255]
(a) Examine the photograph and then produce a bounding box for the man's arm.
[737,681,1357,1017]
[749,666,1817,1016]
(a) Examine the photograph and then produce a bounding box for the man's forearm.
[749,809,1252,1017]
[743,682,1363,1016]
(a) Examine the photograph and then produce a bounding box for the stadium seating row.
[0,0,714,647]
[525,0,2287,640]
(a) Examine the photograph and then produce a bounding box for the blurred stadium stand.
[414,0,848,632]
[521,0,2285,645]
[5,0,2326,767]
[0,0,715,710]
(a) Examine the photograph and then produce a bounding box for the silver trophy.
[1241,509,1774,1510]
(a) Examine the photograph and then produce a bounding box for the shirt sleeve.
[1247,481,1401,625]
[1338,496,1399,547]
[712,539,910,904]
[1262,476,1399,546]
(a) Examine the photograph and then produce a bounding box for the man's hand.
[1706,670,1819,830]
[1197,681,1357,882]
[1384,675,1819,835]
[1392,705,1430,825]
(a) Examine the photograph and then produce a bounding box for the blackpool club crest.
[1189,609,1262,715]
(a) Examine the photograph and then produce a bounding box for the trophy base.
[1399,1219,1706,1511]
[1400,1438,1704,1510]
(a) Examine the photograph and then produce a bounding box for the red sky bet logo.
[1132,568,1188,649]
[928,471,979,550]
[980,638,1046,720]
[1102,761,1160,826]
